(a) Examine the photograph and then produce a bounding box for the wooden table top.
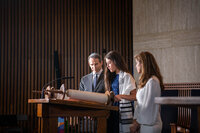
[155,96,200,106]
[28,98,118,111]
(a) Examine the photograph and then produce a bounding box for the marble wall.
[133,0,200,83]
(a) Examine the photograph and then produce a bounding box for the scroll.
[35,84,114,105]
[67,89,108,104]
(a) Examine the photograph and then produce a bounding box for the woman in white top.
[130,51,164,133]
[104,51,136,133]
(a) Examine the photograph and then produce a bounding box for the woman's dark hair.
[104,51,130,91]
[134,51,164,90]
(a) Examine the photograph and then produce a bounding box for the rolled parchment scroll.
[67,89,109,104]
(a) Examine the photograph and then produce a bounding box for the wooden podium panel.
[28,99,118,133]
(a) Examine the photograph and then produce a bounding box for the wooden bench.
[164,83,200,133]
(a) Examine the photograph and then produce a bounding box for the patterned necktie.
[93,74,98,88]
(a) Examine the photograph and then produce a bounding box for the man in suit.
[79,53,105,133]
[79,53,105,93]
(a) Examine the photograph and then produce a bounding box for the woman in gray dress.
[130,51,164,133]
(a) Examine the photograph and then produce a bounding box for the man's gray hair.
[88,53,102,62]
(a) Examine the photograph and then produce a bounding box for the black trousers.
[107,110,119,133]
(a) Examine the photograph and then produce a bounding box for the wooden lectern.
[28,99,118,133]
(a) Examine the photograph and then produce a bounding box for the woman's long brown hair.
[104,51,130,91]
[134,51,164,90]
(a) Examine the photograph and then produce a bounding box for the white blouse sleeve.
[120,73,136,95]
[136,79,161,125]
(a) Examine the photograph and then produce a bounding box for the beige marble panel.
[133,44,200,83]
[133,0,200,83]
[133,0,200,34]
[172,0,200,30]
[172,30,200,47]
[134,30,200,51]
[194,45,200,81]
[133,0,171,35]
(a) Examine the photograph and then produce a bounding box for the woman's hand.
[114,90,137,102]
[114,95,122,102]
[105,90,110,96]
[130,119,140,133]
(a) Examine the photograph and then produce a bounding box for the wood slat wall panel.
[0,0,133,132]
[14,0,18,115]
[0,0,3,114]
[3,0,7,114]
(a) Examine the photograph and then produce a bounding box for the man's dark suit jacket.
[79,72,105,93]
